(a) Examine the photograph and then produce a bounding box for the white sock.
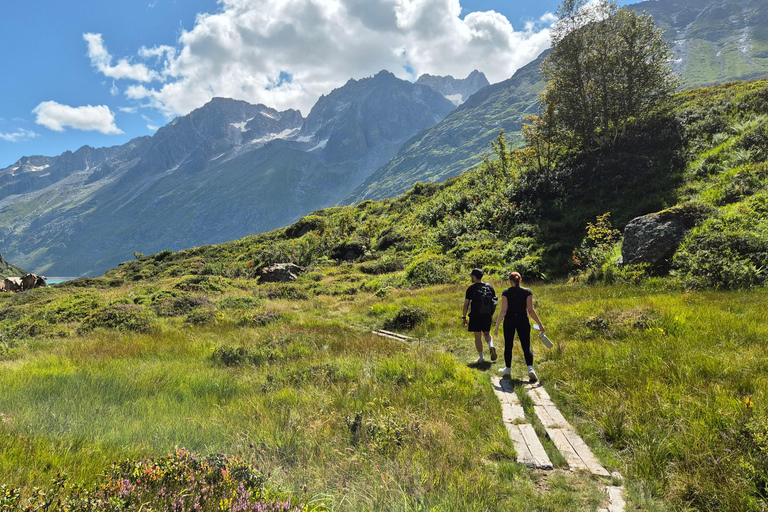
[485,334,494,347]
[478,351,484,360]
[528,365,534,371]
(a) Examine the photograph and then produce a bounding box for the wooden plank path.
[490,376,553,469]
[491,376,625,511]
[524,382,610,476]
[372,329,414,342]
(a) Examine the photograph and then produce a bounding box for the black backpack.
[473,283,498,315]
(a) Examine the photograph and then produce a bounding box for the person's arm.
[527,295,544,333]
[462,298,470,326]
[494,295,508,336]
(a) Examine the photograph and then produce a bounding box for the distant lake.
[46,277,79,285]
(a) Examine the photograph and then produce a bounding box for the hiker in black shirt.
[462,268,497,363]
[493,271,545,383]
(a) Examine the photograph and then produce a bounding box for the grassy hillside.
[2,80,768,511]
[0,253,25,279]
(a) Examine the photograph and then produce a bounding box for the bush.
[45,294,101,323]
[383,305,429,331]
[284,214,326,238]
[210,338,287,366]
[245,310,282,327]
[0,448,301,512]
[153,295,211,317]
[174,275,232,294]
[185,308,217,326]
[80,304,153,333]
[359,255,404,275]
[404,253,454,287]
[331,238,368,261]
[673,202,768,289]
[217,296,265,310]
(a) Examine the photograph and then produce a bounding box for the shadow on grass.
[466,360,492,371]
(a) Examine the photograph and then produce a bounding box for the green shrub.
[359,255,404,275]
[185,308,217,326]
[210,338,287,366]
[0,449,299,512]
[217,296,265,310]
[245,310,283,327]
[383,305,429,331]
[174,275,232,294]
[80,304,153,333]
[45,294,102,323]
[259,284,310,301]
[673,204,768,289]
[153,295,211,317]
[331,238,368,261]
[404,253,454,287]
[284,214,326,238]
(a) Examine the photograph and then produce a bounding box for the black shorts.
[468,314,492,332]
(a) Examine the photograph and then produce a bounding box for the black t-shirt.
[465,282,496,316]
[502,286,532,315]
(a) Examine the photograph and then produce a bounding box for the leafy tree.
[534,0,677,149]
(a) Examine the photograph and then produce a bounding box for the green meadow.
[1,271,767,511]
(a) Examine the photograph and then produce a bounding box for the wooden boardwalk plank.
[501,401,526,423]
[505,424,536,467]
[519,424,554,469]
[563,430,610,477]
[606,485,626,512]
[491,376,552,470]
[546,428,588,470]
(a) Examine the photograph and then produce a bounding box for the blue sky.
[0,0,632,168]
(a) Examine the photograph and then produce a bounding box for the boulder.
[258,263,306,283]
[622,209,690,266]
[4,277,22,292]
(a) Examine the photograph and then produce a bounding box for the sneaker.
[473,357,485,364]
[498,367,511,376]
[489,346,497,361]
[528,368,538,383]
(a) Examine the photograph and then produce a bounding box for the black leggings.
[503,314,533,367]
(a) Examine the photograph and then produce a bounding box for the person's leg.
[518,317,534,367]
[483,327,496,360]
[517,317,537,382]
[474,331,484,360]
[503,320,515,368]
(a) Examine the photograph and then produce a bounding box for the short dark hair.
[470,268,483,279]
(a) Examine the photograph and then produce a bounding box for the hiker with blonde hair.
[494,271,544,382]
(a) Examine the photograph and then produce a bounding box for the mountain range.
[0,71,457,276]
[2,0,767,276]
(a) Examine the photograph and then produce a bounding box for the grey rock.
[622,209,690,266]
[258,263,306,283]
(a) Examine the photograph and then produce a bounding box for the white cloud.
[0,128,39,142]
[32,101,123,134]
[119,106,138,114]
[90,0,555,116]
[84,33,160,82]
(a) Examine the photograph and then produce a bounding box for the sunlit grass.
[2,275,768,510]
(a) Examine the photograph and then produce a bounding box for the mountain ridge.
[0,72,455,276]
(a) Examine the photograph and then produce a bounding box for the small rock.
[258,263,305,283]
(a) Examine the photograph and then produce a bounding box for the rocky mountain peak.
[415,70,490,106]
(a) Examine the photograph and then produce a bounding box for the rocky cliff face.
[0,72,455,276]
[416,70,490,105]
